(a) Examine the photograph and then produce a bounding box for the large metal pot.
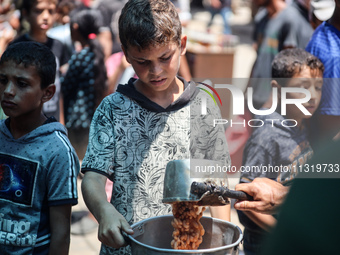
[128,215,243,255]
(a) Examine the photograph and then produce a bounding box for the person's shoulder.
[313,22,340,41]
[39,121,74,150]
[306,22,334,53]
[279,4,303,22]
[96,91,133,114]
[282,3,297,14]
[249,113,288,140]
[254,8,268,23]
[0,119,8,139]
[47,36,66,50]
[10,33,29,44]
[310,22,329,36]
[191,82,218,109]
[43,124,78,163]
[108,89,132,102]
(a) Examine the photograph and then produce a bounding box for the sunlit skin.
[276,66,323,127]
[122,36,187,108]
[0,61,55,139]
[24,0,57,43]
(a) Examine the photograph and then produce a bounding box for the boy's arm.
[319,115,340,141]
[210,205,231,221]
[48,204,72,255]
[81,171,134,249]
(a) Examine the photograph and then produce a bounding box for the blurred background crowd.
[0,0,339,254]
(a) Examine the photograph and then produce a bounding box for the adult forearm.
[243,211,276,232]
[234,178,289,214]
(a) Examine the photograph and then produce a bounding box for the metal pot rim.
[128,215,243,254]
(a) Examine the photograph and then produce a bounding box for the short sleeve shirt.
[306,22,340,116]
[81,80,231,254]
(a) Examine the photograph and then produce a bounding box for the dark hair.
[21,0,58,13]
[272,48,324,86]
[0,41,56,88]
[70,8,103,41]
[119,0,182,50]
[70,8,107,106]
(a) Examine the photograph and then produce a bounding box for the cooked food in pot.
[171,202,205,250]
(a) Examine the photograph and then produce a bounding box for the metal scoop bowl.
[162,159,252,206]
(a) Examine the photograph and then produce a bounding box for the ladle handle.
[191,182,253,201]
[221,189,253,201]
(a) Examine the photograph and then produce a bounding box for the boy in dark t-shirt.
[238,48,324,255]
[12,0,70,122]
[0,41,79,255]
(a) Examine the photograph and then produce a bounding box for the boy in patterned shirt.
[81,0,231,254]
[0,41,79,254]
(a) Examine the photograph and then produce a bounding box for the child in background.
[61,8,107,160]
[238,48,324,255]
[47,0,81,59]
[81,0,231,254]
[0,0,19,57]
[0,41,79,254]
[12,0,71,123]
[62,8,108,235]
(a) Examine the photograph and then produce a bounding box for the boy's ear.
[42,84,56,103]
[180,35,187,56]
[271,80,281,98]
[72,23,79,30]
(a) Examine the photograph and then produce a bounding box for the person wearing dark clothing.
[12,0,71,122]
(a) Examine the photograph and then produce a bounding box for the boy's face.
[0,61,47,119]
[25,0,56,36]
[123,37,187,95]
[284,66,322,122]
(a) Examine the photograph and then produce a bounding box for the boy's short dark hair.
[118,0,182,50]
[21,0,58,13]
[272,48,324,85]
[0,41,56,88]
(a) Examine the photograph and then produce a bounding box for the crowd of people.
[0,0,339,255]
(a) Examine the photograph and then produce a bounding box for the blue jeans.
[208,6,232,34]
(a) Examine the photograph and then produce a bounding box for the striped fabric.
[306,22,340,116]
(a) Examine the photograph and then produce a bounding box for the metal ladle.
[162,159,252,206]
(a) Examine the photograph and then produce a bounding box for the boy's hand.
[97,203,134,249]
[81,172,134,249]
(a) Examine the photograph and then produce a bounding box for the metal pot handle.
[121,230,131,245]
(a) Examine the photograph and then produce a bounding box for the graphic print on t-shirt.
[0,153,38,206]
